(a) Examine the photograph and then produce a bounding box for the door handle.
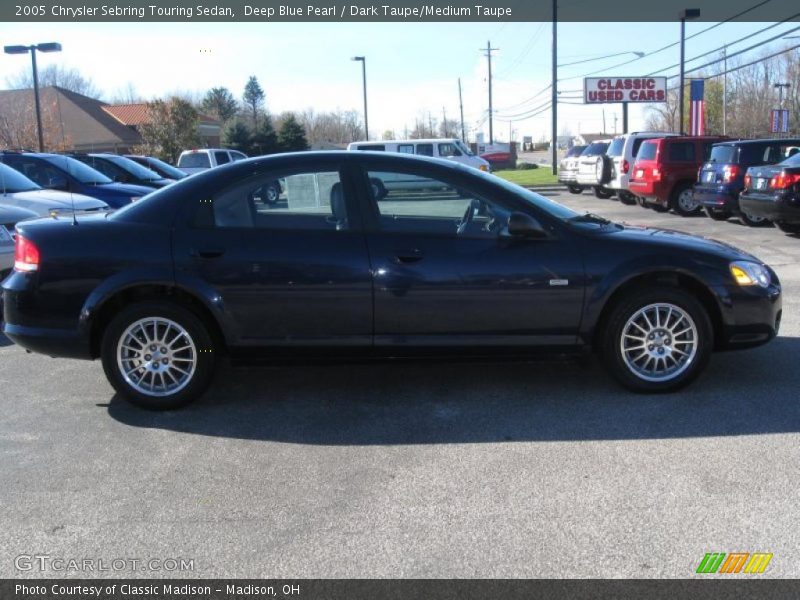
[190,247,225,259]
[394,249,424,264]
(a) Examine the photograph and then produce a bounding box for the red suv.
[629,135,729,216]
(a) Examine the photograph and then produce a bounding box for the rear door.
[172,161,373,347]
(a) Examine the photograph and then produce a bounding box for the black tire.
[704,207,731,221]
[601,286,713,393]
[775,221,800,234]
[595,155,612,185]
[636,196,650,209]
[739,209,772,228]
[618,191,637,205]
[567,185,584,194]
[670,183,702,216]
[593,186,614,199]
[263,182,281,205]
[101,302,217,410]
[650,202,670,213]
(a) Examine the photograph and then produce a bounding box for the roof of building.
[103,103,220,127]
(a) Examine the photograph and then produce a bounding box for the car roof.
[713,138,800,147]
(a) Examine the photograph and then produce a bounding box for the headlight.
[730,261,771,288]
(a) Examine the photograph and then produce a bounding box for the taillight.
[744,174,752,188]
[723,165,739,183]
[14,234,40,272]
[652,167,661,181]
[621,159,630,174]
[770,171,800,189]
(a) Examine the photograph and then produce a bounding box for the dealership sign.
[583,77,667,103]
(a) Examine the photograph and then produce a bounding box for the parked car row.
[560,133,800,234]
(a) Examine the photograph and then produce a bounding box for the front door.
[358,166,586,348]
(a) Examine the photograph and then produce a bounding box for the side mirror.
[48,176,68,191]
[508,212,547,238]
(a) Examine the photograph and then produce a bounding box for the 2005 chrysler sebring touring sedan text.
[1,152,782,409]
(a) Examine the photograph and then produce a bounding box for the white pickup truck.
[176,148,249,175]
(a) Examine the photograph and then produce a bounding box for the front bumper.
[715,275,782,350]
[739,190,800,223]
[693,184,739,213]
[558,170,578,184]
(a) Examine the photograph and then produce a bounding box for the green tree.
[251,114,279,156]
[277,113,309,152]
[137,97,200,163]
[222,119,252,154]
[201,87,239,123]
[243,76,265,127]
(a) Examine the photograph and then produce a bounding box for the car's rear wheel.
[567,185,584,194]
[739,209,771,227]
[618,191,637,205]
[101,302,217,410]
[704,207,731,221]
[602,287,712,392]
[593,186,614,199]
[671,183,702,216]
[775,221,800,234]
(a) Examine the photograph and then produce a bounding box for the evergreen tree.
[277,113,309,152]
[243,76,265,127]
[251,114,279,156]
[222,120,252,154]
[201,87,239,123]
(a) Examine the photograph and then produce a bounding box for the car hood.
[1,189,108,210]
[611,222,760,262]
[0,203,39,223]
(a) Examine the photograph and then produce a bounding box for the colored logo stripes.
[697,552,773,574]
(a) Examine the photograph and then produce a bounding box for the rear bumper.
[693,184,739,212]
[739,191,800,223]
[628,180,667,202]
[2,322,92,359]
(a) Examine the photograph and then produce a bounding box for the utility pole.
[442,106,447,137]
[481,40,499,143]
[722,45,727,135]
[551,3,558,175]
[428,112,434,137]
[613,112,618,134]
[602,108,606,134]
[458,78,466,143]
[679,9,701,134]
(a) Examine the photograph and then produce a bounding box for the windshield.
[454,140,474,156]
[566,146,586,157]
[0,162,42,193]
[607,138,625,157]
[178,153,211,168]
[41,156,113,184]
[709,145,738,164]
[471,169,580,221]
[143,157,186,179]
[582,142,608,156]
[105,156,163,181]
[780,151,800,167]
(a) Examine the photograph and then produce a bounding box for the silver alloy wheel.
[742,209,766,224]
[678,188,698,212]
[116,317,197,397]
[620,303,698,383]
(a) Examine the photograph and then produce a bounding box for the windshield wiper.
[569,212,612,225]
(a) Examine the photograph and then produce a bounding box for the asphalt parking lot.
[1,190,799,579]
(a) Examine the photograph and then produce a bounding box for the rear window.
[709,145,738,164]
[781,152,800,167]
[354,144,385,151]
[607,138,625,157]
[178,153,211,168]
[636,141,658,161]
[667,142,695,162]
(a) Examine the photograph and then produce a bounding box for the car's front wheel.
[704,207,731,221]
[739,209,771,227]
[618,191,637,205]
[101,302,217,410]
[602,287,712,392]
[567,184,584,194]
[593,186,614,199]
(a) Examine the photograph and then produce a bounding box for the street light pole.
[678,9,700,134]
[551,0,557,176]
[351,56,368,140]
[4,42,62,152]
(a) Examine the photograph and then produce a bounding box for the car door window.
[214,151,231,166]
[668,142,695,162]
[88,158,125,181]
[438,143,461,157]
[204,170,348,231]
[415,144,434,157]
[365,169,508,238]
[397,144,414,154]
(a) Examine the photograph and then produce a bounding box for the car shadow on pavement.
[0,331,13,347]
[107,336,800,445]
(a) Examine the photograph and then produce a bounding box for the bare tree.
[5,65,101,99]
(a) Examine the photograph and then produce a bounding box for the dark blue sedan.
[2,152,782,409]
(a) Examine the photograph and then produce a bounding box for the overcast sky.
[1,21,793,141]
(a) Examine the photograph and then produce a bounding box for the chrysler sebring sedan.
[2,152,782,409]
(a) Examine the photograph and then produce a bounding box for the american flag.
[689,79,705,136]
